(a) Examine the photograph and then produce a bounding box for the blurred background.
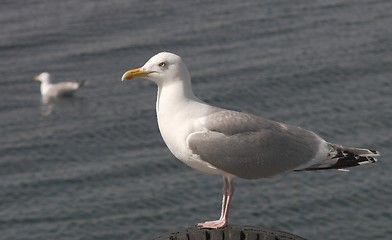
[0,0,391,239]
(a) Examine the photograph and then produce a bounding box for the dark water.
[1,0,391,239]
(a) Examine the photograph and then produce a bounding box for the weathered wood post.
[153,225,306,240]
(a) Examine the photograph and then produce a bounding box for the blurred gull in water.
[34,72,85,103]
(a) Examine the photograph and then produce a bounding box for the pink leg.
[197,176,234,229]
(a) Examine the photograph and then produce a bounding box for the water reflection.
[39,95,86,116]
[40,96,55,116]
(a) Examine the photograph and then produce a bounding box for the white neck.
[154,74,210,169]
[156,76,202,114]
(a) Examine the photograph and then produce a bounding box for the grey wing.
[52,82,80,95]
[188,110,323,179]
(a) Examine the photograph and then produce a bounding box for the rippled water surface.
[1,0,391,239]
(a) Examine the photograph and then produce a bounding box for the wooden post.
[153,225,306,240]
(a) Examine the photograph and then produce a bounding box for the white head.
[34,72,51,84]
[121,52,191,86]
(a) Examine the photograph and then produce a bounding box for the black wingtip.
[297,146,378,172]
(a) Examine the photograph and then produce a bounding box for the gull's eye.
[158,62,166,67]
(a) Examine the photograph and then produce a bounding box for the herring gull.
[121,52,379,229]
[34,72,85,98]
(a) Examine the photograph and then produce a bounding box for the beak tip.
[121,68,146,81]
[121,74,131,81]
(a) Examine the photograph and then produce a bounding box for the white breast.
[156,90,226,175]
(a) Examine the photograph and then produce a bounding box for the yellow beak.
[121,68,150,81]
[34,75,40,81]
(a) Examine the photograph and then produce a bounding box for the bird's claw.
[196,219,227,229]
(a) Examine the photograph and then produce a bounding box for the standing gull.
[121,52,379,229]
[34,72,85,99]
